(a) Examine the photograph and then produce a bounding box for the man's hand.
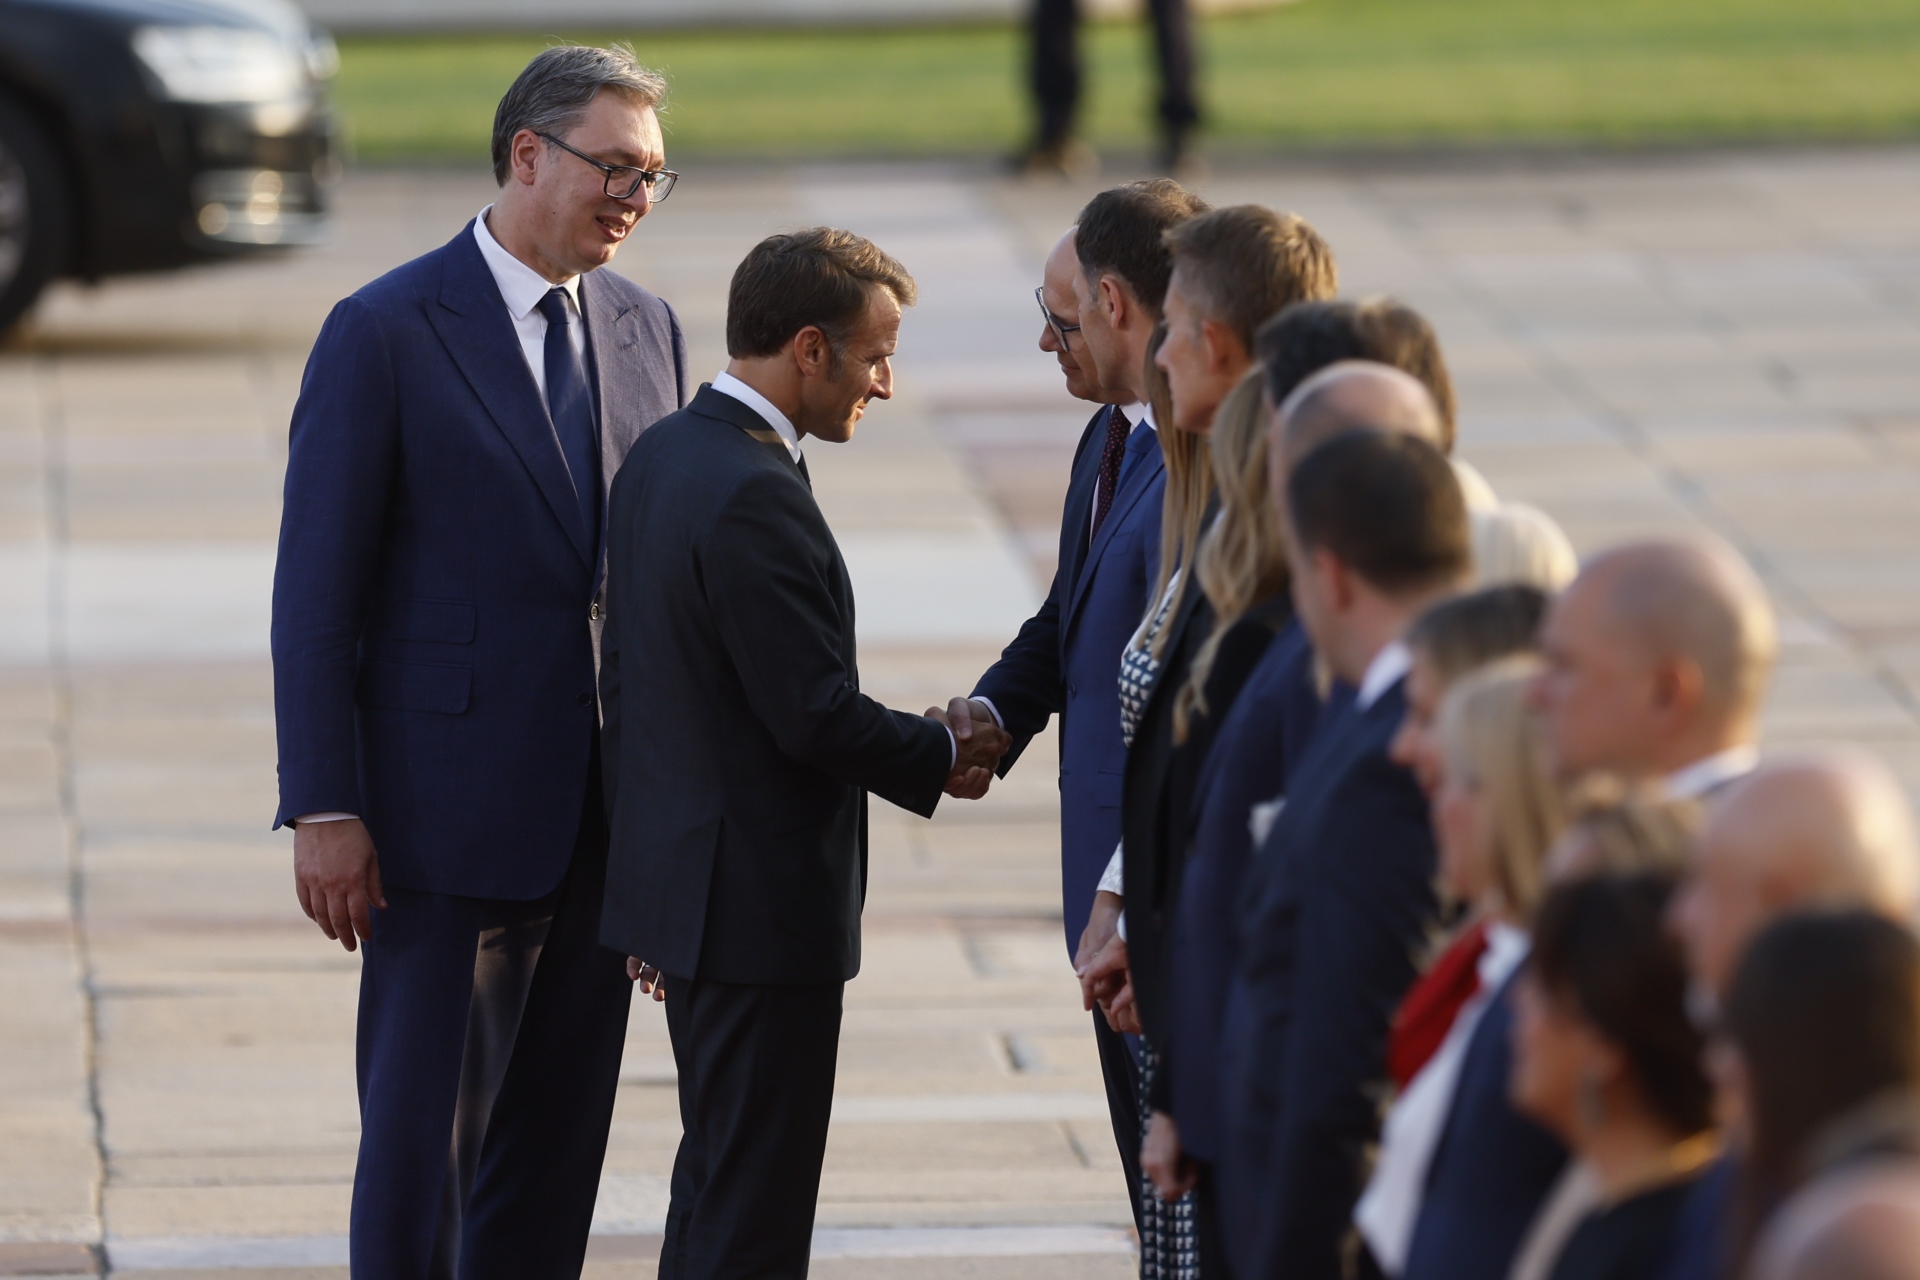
[1143,1111,1197,1201]
[293,817,385,953]
[1075,890,1124,975]
[627,957,666,1003]
[1079,930,1139,1033]
[928,697,1011,800]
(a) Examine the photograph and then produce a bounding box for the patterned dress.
[1117,572,1202,1280]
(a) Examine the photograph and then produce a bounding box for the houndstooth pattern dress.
[1117,572,1202,1280]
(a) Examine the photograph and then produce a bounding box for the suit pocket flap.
[383,598,476,644]
[357,660,472,714]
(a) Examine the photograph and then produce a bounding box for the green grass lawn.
[332,0,1920,163]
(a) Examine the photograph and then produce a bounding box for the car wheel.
[0,96,70,337]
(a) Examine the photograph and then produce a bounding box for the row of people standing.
[940,177,1920,1280]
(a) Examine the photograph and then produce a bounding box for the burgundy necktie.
[1089,405,1132,539]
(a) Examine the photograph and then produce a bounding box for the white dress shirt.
[709,371,802,461]
[295,212,589,830]
[1356,640,1414,712]
[1664,744,1760,800]
[708,370,955,770]
[1356,923,1530,1274]
[473,204,584,398]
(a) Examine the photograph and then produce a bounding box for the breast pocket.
[356,660,472,714]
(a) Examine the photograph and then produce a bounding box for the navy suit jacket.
[1402,968,1569,1280]
[1222,677,1441,1280]
[1164,619,1321,1164]
[1653,1155,1735,1280]
[272,223,688,900]
[973,411,1166,953]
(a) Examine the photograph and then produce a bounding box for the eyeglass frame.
[1035,286,1082,348]
[536,131,679,203]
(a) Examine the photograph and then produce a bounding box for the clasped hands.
[924,696,1012,800]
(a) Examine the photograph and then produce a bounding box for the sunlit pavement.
[2,148,1919,1276]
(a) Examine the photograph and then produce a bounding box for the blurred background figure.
[1020,0,1199,176]
[1726,911,1920,1280]
[1509,872,1717,1280]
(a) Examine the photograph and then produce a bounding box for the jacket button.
[590,602,604,621]
[577,693,594,707]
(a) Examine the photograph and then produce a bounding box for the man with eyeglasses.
[272,45,686,1280]
[934,178,1207,1229]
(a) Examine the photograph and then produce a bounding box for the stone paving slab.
[0,146,1918,1275]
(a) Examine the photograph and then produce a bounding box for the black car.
[0,0,336,331]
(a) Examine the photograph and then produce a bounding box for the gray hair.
[490,44,667,185]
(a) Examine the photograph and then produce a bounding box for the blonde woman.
[1358,660,1572,1280]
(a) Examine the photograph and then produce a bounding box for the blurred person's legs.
[1022,0,1094,174]
[1147,0,1200,170]
[1093,1009,1146,1230]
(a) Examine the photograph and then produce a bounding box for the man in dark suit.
[599,228,1009,1280]
[1223,423,1472,1280]
[272,48,687,1280]
[936,180,1204,1223]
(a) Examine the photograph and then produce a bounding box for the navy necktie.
[535,287,601,543]
[1089,405,1131,539]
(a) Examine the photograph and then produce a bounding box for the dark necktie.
[1089,405,1132,539]
[535,288,601,541]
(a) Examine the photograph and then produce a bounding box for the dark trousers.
[1030,0,1199,146]
[349,771,632,1280]
[1093,1008,1146,1233]
[659,976,847,1280]
[1195,1161,1234,1280]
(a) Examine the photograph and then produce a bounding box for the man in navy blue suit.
[271,47,687,1280]
[1224,418,1472,1280]
[937,179,1206,1222]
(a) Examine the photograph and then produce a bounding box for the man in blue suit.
[938,179,1206,1222]
[1224,415,1472,1280]
[271,47,687,1280]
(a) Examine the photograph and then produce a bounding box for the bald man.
[1531,535,1777,799]
[1756,1164,1920,1280]
[1656,749,1920,1280]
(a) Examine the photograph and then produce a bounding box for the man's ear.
[510,128,543,187]
[1097,274,1128,329]
[792,325,831,380]
[1200,317,1249,375]
[1314,545,1354,613]
[1651,657,1705,721]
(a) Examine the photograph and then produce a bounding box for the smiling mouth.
[597,215,634,240]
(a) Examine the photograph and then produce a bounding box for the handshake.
[924,696,1013,800]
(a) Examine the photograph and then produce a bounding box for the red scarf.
[1387,920,1489,1090]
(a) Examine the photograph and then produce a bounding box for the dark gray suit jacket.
[597,385,953,985]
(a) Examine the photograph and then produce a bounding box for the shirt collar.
[710,371,802,462]
[1118,401,1158,433]
[1356,640,1413,712]
[474,205,580,322]
[1664,744,1761,801]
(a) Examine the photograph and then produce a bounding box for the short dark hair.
[1726,911,1920,1218]
[1257,297,1458,452]
[1406,585,1549,686]
[491,44,666,185]
[1531,872,1712,1138]
[1163,206,1338,351]
[725,227,916,361]
[1285,430,1469,595]
[1075,179,1211,314]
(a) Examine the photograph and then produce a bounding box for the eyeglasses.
[1035,287,1082,347]
[538,132,679,202]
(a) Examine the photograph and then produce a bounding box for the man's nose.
[616,183,652,217]
[870,358,894,400]
[1039,322,1059,354]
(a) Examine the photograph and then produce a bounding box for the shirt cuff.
[1097,843,1125,896]
[943,725,956,770]
[972,697,1006,731]
[294,812,358,824]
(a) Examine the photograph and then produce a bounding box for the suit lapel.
[1064,425,1165,634]
[1054,408,1105,608]
[582,270,648,500]
[429,225,594,569]
[688,384,811,486]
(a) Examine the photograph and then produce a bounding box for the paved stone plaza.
[2,147,1919,1277]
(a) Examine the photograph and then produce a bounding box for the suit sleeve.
[598,478,628,817]
[970,414,1102,774]
[703,470,952,818]
[665,299,690,409]
[270,296,400,828]
[1257,761,1437,1280]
